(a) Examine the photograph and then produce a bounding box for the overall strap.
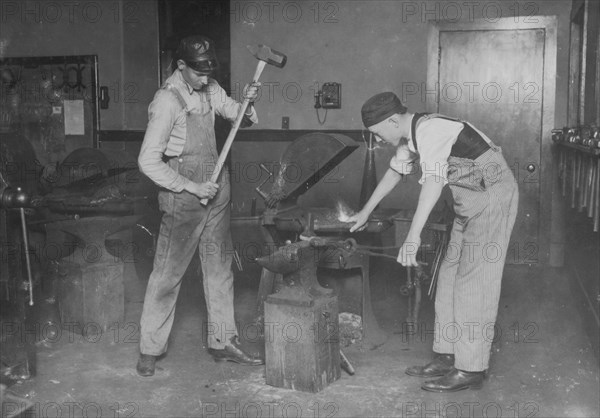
[431,114,461,123]
[164,83,188,112]
[411,113,430,152]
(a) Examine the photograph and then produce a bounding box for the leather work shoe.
[405,353,454,377]
[421,368,485,392]
[136,354,157,377]
[208,336,264,366]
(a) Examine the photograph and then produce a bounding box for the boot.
[421,368,485,392]
[136,354,157,377]
[208,336,264,366]
[405,353,454,377]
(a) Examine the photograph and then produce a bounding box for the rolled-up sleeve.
[208,81,258,125]
[390,143,418,175]
[416,119,463,185]
[138,89,190,192]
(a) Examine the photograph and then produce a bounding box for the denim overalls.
[140,84,237,354]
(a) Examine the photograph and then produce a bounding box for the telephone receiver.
[99,86,110,109]
[314,90,322,109]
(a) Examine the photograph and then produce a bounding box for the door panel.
[438,29,545,264]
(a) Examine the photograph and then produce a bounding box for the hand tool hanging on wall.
[587,156,595,218]
[200,44,287,205]
[584,154,594,212]
[559,148,567,197]
[593,158,600,232]
[552,126,600,232]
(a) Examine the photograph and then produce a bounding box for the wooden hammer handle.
[200,60,267,205]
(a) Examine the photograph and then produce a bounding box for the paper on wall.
[64,100,85,135]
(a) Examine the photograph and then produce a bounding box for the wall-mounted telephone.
[321,82,341,109]
[314,82,341,125]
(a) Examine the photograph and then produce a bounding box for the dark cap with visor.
[175,35,219,73]
[361,92,407,128]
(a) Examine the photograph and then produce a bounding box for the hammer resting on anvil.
[200,44,287,205]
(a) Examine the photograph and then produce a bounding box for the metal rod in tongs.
[233,250,243,272]
[428,229,450,299]
[428,250,440,297]
[412,266,423,325]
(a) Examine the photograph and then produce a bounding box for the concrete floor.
[6,254,600,418]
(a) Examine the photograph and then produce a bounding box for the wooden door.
[433,24,550,264]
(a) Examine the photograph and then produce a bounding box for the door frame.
[426,17,558,265]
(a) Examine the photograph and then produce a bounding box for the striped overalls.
[412,114,519,372]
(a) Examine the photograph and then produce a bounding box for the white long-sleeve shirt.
[138,70,257,192]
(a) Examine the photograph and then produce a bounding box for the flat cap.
[361,92,407,128]
[176,35,219,72]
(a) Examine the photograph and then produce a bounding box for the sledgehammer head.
[247,44,287,68]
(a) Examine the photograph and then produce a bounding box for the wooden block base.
[265,289,340,393]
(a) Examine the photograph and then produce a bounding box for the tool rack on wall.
[552,126,600,232]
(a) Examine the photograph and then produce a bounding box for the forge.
[253,132,451,391]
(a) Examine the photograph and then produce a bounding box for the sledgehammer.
[200,44,287,205]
